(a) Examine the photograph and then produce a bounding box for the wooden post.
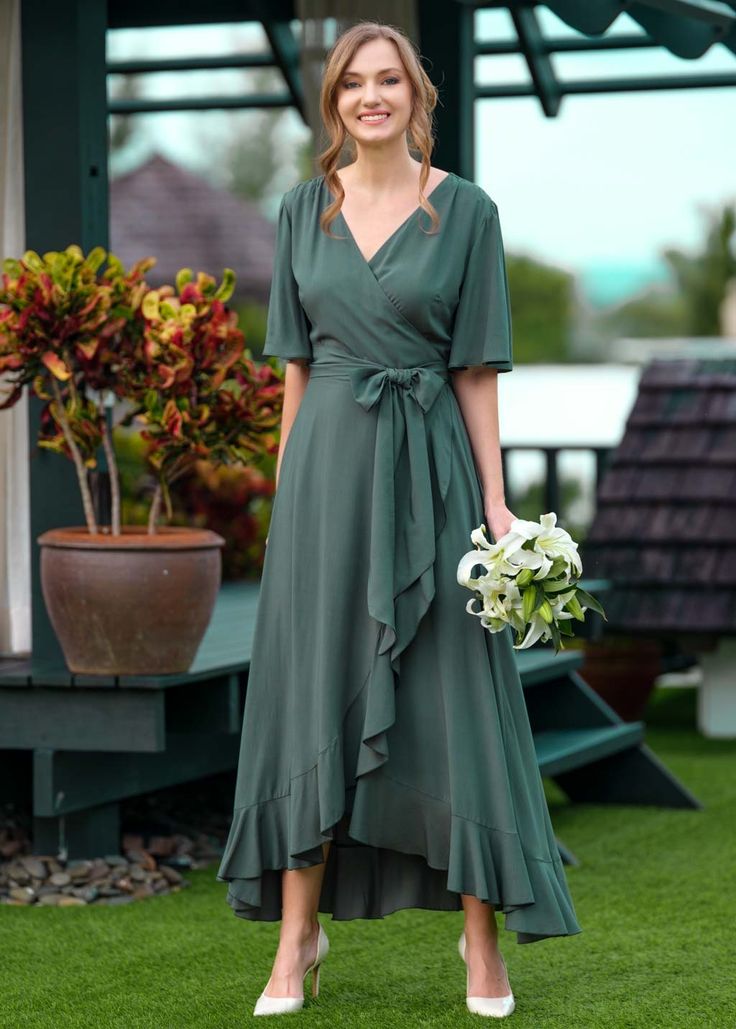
[20,0,110,664]
[417,0,476,179]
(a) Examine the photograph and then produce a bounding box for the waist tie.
[309,356,454,777]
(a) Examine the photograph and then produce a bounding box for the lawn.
[3,686,734,1028]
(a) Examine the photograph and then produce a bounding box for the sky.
[107,8,736,306]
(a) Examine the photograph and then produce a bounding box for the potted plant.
[570,633,664,722]
[0,246,283,675]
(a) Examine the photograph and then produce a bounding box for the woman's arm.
[451,365,517,542]
[275,358,311,490]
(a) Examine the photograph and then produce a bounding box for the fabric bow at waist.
[309,355,454,777]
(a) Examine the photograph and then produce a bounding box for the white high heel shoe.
[253,922,330,1016]
[458,930,515,1018]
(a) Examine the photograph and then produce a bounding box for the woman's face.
[335,37,413,146]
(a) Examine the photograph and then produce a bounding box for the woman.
[217,19,582,1018]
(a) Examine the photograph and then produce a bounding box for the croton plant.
[0,245,283,534]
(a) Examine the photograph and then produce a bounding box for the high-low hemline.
[216,734,582,945]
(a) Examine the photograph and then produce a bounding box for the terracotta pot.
[577,637,664,722]
[37,526,225,675]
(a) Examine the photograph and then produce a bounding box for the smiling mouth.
[358,113,390,123]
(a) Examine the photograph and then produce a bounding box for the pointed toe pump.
[458,930,515,1018]
[253,922,330,1016]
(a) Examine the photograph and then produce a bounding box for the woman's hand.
[484,502,518,544]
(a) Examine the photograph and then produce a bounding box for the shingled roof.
[109,154,275,303]
[583,358,736,640]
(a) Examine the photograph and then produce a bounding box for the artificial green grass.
[3,686,734,1028]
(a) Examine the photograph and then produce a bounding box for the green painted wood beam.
[0,689,165,752]
[107,53,277,74]
[109,92,294,115]
[20,0,110,666]
[477,32,659,54]
[107,0,295,29]
[33,802,120,859]
[535,723,644,777]
[264,20,305,119]
[476,70,736,97]
[33,733,241,817]
[418,0,476,179]
[510,5,562,115]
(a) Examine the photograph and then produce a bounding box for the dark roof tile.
[110,153,276,303]
[587,357,736,634]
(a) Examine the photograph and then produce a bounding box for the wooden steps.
[0,580,700,861]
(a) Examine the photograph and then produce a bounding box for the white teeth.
[360,114,388,122]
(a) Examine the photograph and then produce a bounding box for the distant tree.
[221,69,282,202]
[109,75,145,154]
[663,202,736,336]
[506,255,575,363]
[510,474,587,543]
[597,287,689,339]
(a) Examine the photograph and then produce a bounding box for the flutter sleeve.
[261,193,313,362]
[448,196,513,372]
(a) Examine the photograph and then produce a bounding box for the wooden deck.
[0,579,700,861]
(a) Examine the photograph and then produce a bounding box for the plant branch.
[50,378,98,534]
[100,397,121,535]
[148,482,163,535]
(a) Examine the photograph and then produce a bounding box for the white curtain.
[0,0,31,656]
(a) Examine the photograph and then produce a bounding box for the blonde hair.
[317,20,441,238]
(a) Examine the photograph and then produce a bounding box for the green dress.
[217,171,582,945]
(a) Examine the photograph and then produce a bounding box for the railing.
[501,444,614,522]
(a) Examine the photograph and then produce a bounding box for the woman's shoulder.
[281,176,323,212]
[449,172,500,216]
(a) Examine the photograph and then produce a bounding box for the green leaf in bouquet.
[549,621,564,652]
[542,576,573,593]
[575,586,608,620]
[549,556,568,577]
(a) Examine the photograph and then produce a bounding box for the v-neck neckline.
[322,171,456,268]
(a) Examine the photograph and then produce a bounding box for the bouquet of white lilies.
[456,512,606,653]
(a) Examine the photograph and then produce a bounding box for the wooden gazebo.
[3,0,731,855]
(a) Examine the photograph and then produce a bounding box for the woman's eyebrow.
[342,67,403,77]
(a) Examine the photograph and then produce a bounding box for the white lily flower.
[531,512,583,578]
[457,516,596,655]
[457,534,518,586]
[513,612,551,650]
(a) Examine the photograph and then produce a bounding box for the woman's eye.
[342,77,400,88]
